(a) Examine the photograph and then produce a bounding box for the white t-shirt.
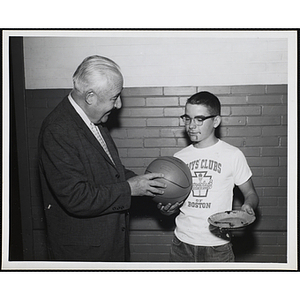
[174,140,252,246]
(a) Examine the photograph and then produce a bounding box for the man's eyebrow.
[111,92,122,99]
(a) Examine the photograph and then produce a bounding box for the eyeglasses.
[180,114,217,126]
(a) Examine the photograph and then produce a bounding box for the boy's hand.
[241,203,255,215]
[157,201,184,216]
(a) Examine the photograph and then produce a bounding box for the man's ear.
[213,115,222,128]
[85,91,94,105]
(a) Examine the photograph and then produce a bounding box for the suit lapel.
[62,97,118,169]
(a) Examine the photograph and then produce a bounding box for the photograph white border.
[2,29,298,271]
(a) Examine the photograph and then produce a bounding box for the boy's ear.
[213,116,222,128]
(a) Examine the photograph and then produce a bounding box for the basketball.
[145,156,192,205]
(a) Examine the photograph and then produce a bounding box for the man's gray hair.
[72,55,122,94]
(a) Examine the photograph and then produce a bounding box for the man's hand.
[127,173,166,197]
[157,201,184,216]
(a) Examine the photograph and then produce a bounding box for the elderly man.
[38,55,165,262]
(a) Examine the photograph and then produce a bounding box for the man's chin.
[98,115,109,124]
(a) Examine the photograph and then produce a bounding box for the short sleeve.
[233,149,252,186]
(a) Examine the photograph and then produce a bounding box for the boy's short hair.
[186,91,221,116]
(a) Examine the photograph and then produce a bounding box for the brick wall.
[25,84,287,263]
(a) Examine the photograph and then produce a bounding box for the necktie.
[90,122,115,164]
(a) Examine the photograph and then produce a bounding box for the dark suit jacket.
[38,96,136,262]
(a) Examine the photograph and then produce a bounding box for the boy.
[158,91,259,262]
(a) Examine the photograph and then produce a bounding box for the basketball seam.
[145,170,191,189]
[148,157,192,188]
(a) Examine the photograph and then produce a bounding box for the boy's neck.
[193,136,219,149]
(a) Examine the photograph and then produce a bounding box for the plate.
[208,210,256,229]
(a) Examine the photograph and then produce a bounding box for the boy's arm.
[238,177,259,215]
